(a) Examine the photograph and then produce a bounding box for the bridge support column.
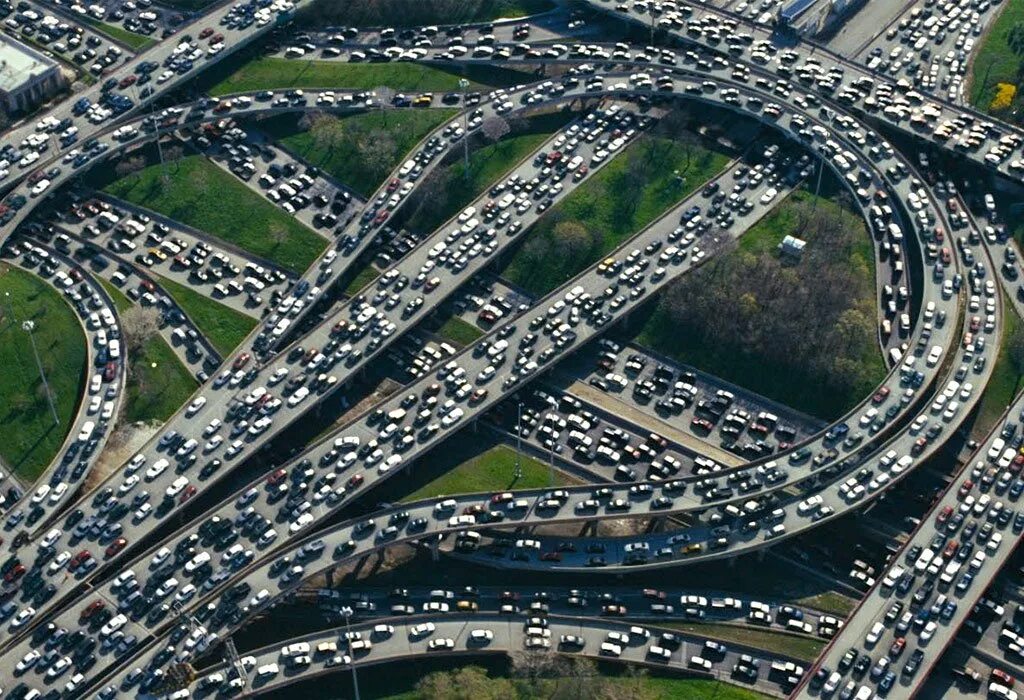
[727,555,737,568]
[757,548,767,562]
[430,538,440,563]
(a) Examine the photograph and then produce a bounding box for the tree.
[114,155,146,179]
[307,113,345,156]
[162,145,184,163]
[481,116,510,144]
[120,305,160,356]
[415,666,516,700]
[991,82,1017,112]
[551,220,594,260]
[357,129,398,181]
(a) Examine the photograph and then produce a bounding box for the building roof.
[0,36,58,94]
[780,0,819,23]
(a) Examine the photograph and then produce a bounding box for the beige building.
[0,36,65,117]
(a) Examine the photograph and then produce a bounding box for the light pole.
[514,401,523,481]
[22,320,59,426]
[459,78,471,179]
[341,606,362,700]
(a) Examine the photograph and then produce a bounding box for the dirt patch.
[87,421,161,490]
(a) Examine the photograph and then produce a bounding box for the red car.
[233,353,251,370]
[3,564,25,583]
[81,600,105,620]
[68,550,92,571]
[992,669,1015,688]
[346,474,364,489]
[179,485,197,503]
[104,538,127,558]
[872,387,890,404]
[199,27,214,39]
[103,361,117,382]
[936,505,953,525]
[266,468,286,486]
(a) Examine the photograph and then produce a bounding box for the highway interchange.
[0,0,1023,698]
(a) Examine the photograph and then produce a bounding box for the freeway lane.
[170,613,805,698]
[0,101,654,671]
[584,0,1024,181]
[4,128,794,697]
[55,118,962,694]
[795,384,1024,697]
[0,68,962,691]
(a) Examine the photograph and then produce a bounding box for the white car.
[410,622,436,637]
[186,397,207,416]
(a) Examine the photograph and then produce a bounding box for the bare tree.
[163,145,184,163]
[120,305,161,356]
[481,115,510,144]
[357,129,398,181]
[308,113,345,155]
[114,155,146,179]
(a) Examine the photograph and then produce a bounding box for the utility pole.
[459,78,470,179]
[22,320,59,426]
[341,607,362,700]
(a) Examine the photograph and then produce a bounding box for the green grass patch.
[124,335,197,424]
[265,109,458,197]
[637,183,884,420]
[402,445,571,502]
[298,0,554,28]
[796,591,857,617]
[342,657,770,700]
[972,291,1024,437]
[969,0,1024,111]
[662,622,824,663]
[103,155,326,274]
[404,110,574,234]
[95,275,132,314]
[342,264,381,297]
[210,59,533,97]
[154,275,257,356]
[500,132,731,296]
[0,265,87,482]
[86,20,156,51]
[436,316,483,347]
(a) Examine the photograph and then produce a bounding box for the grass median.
[435,316,484,347]
[661,622,825,663]
[155,275,257,356]
[103,155,326,275]
[86,20,156,51]
[969,0,1024,111]
[403,110,575,234]
[401,444,573,502]
[264,109,458,197]
[210,59,535,97]
[124,334,197,424]
[971,291,1024,437]
[499,129,732,296]
[0,265,87,483]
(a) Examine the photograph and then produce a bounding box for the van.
[256,663,279,678]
